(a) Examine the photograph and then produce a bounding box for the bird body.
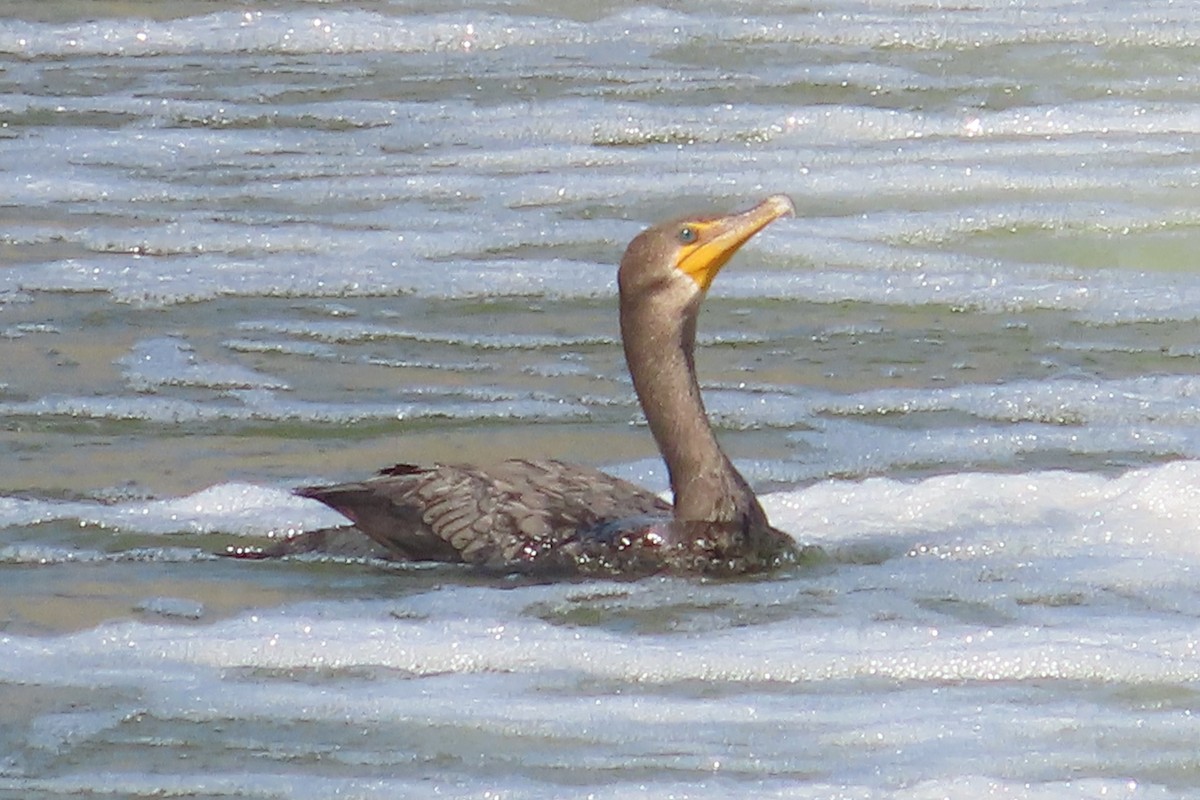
[279,196,803,577]
[298,459,671,570]
[298,458,797,577]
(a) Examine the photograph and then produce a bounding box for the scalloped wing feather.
[297,458,672,570]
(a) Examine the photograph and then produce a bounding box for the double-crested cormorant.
[288,195,802,576]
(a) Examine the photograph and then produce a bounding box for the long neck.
[621,297,768,528]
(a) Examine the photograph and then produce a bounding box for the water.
[3,0,1200,796]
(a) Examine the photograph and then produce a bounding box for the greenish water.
[5,1,1200,798]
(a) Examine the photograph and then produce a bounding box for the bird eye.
[678,226,697,244]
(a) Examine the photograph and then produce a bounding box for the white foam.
[0,483,343,539]
[766,461,1200,559]
[3,570,1196,689]
[3,4,1200,62]
[0,388,590,427]
[4,16,1200,317]
[5,462,1200,797]
[820,374,1200,429]
[236,318,617,349]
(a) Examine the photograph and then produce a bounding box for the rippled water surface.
[4,1,1200,797]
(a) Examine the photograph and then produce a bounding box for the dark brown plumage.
[257,196,803,577]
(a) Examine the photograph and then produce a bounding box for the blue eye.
[678,226,697,243]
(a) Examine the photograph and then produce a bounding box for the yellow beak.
[677,194,795,292]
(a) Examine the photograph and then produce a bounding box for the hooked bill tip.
[760,194,796,220]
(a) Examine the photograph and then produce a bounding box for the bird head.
[617,194,795,305]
